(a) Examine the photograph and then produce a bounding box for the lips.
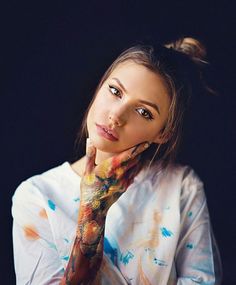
[95,123,119,141]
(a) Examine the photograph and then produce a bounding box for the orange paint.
[23,225,40,240]
[39,208,48,219]
[138,257,152,285]
[82,220,100,244]
[128,210,162,248]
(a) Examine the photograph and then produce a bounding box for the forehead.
[107,60,170,108]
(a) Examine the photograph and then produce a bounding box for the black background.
[1,1,235,284]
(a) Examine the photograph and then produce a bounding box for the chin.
[89,136,120,153]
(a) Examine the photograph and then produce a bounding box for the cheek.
[127,124,153,143]
[88,99,104,122]
[87,99,109,135]
[129,122,163,144]
[92,95,108,116]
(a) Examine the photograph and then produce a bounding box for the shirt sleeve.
[12,180,65,285]
[12,180,130,285]
[175,167,222,285]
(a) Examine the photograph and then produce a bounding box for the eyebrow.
[139,100,160,115]
[111,77,161,115]
[112,77,128,93]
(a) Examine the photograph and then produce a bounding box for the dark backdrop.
[1,1,235,284]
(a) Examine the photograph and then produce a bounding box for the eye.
[108,84,121,98]
[136,108,154,120]
[108,84,153,121]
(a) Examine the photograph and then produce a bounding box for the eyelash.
[108,84,154,121]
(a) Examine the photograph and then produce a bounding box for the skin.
[62,61,171,284]
[87,60,171,165]
[61,140,149,284]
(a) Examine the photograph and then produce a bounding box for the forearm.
[60,203,106,285]
[60,140,146,284]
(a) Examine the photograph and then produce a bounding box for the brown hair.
[72,37,208,169]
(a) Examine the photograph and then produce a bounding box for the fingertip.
[86,137,96,158]
[130,141,150,158]
[143,141,150,150]
[86,137,93,147]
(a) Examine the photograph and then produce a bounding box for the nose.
[108,106,127,128]
[109,114,124,128]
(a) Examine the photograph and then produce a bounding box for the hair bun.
[165,37,207,65]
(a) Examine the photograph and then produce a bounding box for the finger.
[114,155,140,180]
[129,141,150,159]
[84,138,96,175]
[95,142,149,178]
[112,162,141,192]
[110,141,149,169]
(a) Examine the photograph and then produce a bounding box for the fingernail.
[144,142,150,149]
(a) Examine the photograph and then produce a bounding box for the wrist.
[79,238,102,258]
[78,201,107,222]
[76,220,105,258]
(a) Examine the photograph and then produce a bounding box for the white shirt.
[12,161,222,284]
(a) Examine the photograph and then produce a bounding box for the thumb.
[95,141,150,178]
[84,138,96,175]
[129,141,150,159]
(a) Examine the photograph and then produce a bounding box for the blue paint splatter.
[104,237,117,265]
[161,227,173,237]
[63,238,69,243]
[186,243,194,249]
[154,257,168,267]
[73,197,80,202]
[120,251,134,265]
[61,255,69,261]
[45,240,57,250]
[188,211,193,217]
[48,199,56,211]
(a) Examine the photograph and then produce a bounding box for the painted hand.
[60,139,150,284]
[77,139,150,255]
[80,138,149,213]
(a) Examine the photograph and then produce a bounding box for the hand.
[80,139,149,214]
[61,140,151,284]
[77,139,150,250]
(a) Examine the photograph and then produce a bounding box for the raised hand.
[61,139,149,285]
[78,139,149,256]
[80,138,150,216]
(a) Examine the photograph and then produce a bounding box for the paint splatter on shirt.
[12,161,222,284]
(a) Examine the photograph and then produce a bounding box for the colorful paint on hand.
[59,139,149,284]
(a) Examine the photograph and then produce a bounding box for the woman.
[12,37,222,284]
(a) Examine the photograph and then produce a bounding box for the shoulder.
[141,161,205,199]
[168,163,205,199]
[154,163,208,219]
[144,161,203,186]
[163,163,206,208]
[12,161,80,208]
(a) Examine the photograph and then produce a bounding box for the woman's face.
[87,60,171,159]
